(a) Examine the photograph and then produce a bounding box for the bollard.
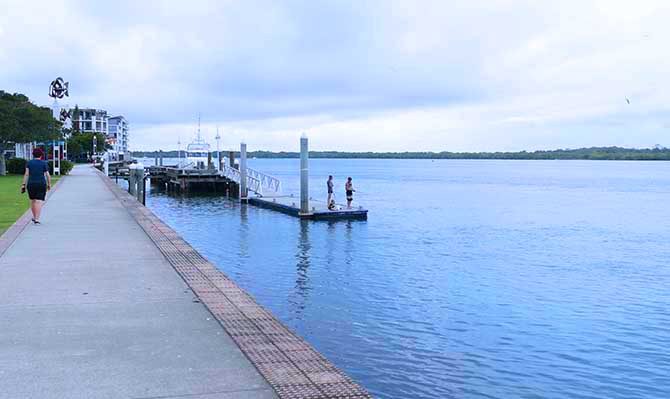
[128,164,137,196]
[103,152,109,176]
[300,134,309,215]
[135,166,145,203]
[240,142,248,202]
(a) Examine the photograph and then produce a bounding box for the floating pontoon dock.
[249,195,368,220]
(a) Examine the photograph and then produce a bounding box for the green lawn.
[0,175,60,235]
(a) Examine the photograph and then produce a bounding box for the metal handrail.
[247,168,282,195]
[221,165,280,196]
[176,160,194,169]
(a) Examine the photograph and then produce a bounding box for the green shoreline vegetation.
[132,146,670,161]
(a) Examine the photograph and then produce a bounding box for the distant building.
[14,143,34,159]
[74,108,108,135]
[108,116,129,160]
[13,107,129,162]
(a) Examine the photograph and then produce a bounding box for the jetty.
[108,136,368,220]
[0,165,371,399]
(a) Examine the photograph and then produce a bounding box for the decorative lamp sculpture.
[59,108,71,122]
[49,77,69,99]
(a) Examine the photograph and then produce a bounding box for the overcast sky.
[1,0,668,151]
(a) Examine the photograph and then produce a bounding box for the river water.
[138,158,670,399]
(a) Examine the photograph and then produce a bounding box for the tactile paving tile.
[235,339,278,353]
[294,361,338,373]
[256,362,312,386]
[219,318,261,335]
[273,384,325,399]
[284,349,327,363]
[267,332,305,344]
[98,169,373,398]
[243,348,291,364]
[273,340,312,352]
[305,370,351,385]
[317,382,370,398]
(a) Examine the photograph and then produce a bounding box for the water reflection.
[344,220,354,267]
[325,221,337,268]
[290,220,312,320]
[238,203,249,260]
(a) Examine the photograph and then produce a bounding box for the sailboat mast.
[197,114,201,141]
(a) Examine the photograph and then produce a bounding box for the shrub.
[6,158,27,174]
[48,160,74,175]
[61,160,74,175]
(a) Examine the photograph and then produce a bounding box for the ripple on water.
[142,159,670,399]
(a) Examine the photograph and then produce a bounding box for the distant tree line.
[132,146,670,161]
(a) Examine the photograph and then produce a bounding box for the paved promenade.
[0,166,278,399]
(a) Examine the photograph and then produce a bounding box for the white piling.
[240,142,248,202]
[103,152,109,176]
[300,134,309,215]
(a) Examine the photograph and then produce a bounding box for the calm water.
[139,159,670,399]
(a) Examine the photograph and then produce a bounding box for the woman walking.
[21,148,51,224]
[345,177,355,209]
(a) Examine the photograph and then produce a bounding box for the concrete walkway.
[0,166,278,399]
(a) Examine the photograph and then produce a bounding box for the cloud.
[0,0,668,150]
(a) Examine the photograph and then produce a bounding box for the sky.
[1,0,668,152]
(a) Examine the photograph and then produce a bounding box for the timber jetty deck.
[0,165,372,399]
[110,164,238,194]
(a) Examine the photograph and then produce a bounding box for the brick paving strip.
[96,168,373,399]
[0,178,64,257]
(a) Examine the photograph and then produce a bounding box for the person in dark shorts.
[21,148,51,224]
[345,177,355,209]
[327,175,334,209]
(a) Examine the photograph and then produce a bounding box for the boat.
[186,116,211,169]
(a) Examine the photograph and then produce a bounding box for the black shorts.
[27,183,46,200]
[346,190,353,200]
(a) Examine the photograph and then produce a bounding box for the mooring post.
[159,150,163,166]
[240,142,248,202]
[103,152,109,176]
[128,164,137,196]
[300,133,310,216]
[207,152,212,170]
[135,166,145,203]
[229,151,236,169]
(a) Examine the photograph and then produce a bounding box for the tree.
[0,91,61,175]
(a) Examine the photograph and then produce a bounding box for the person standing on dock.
[327,175,334,206]
[21,148,51,224]
[345,177,355,209]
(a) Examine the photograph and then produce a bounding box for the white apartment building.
[108,116,129,159]
[74,108,108,135]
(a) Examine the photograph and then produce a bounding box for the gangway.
[220,165,281,197]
